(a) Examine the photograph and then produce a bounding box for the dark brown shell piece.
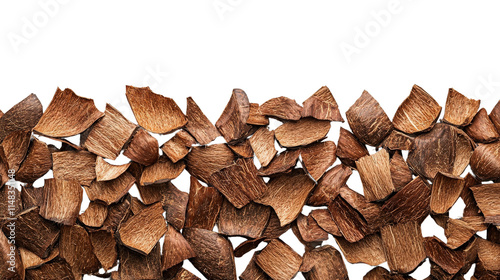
[346,90,393,146]
[116,202,167,255]
[183,228,237,280]
[275,117,330,148]
[255,239,302,280]
[217,199,270,238]
[126,86,187,134]
[34,88,104,137]
[300,245,348,280]
[465,108,499,143]
[186,143,236,183]
[336,127,369,168]
[215,88,252,144]
[123,128,159,166]
[0,93,42,143]
[40,178,83,225]
[301,141,337,181]
[208,157,267,208]
[356,149,395,202]
[185,97,221,145]
[470,142,500,181]
[380,220,426,274]
[82,103,136,160]
[307,164,352,206]
[249,127,277,167]
[302,86,344,122]
[471,184,500,225]
[260,96,303,121]
[430,172,465,214]
[184,176,223,230]
[255,169,315,226]
[443,88,480,127]
[392,85,442,134]
[335,233,386,266]
[407,123,474,179]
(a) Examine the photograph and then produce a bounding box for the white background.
[1,1,500,279]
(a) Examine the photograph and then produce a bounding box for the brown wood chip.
[275,117,330,148]
[227,138,254,158]
[261,209,291,240]
[34,88,104,137]
[215,88,252,143]
[335,233,385,266]
[424,236,465,275]
[381,176,430,224]
[247,103,269,126]
[255,239,302,280]
[208,157,267,208]
[19,246,58,270]
[356,149,395,202]
[489,99,500,133]
[307,164,352,206]
[40,178,82,225]
[119,243,162,280]
[470,142,500,181]
[218,199,270,238]
[126,86,186,134]
[260,96,303,120]
[89,230,118,271]
[183,227,237,280]
[461,172,482,217]
[117,202,167,255]
[83,103,136,159]
[60,224,101,277]
[161,226,196,271]
[470,184,500,225]
[295,213,328,243]
[52,150,97,186]
[249,127,277,167]
[255,169,315,226]
[162,182,189,230]
[392,85,442,134]
[3,207,59,259]
[184,176,223,230]
[233,238,265,258]
[336,127,369,168]
[328,195,370,242]
[185,97,221,145]
[309,209,341,236]
[0,93,42,143]
[161,130,196,163]
[16,136,52,183]
[123,128,159,166]
[140,155,185,185]
[380,130,415,151]
[408,123,474,179]
[186,143,236,183]
[477,238,500,271]
[465,108,499,143]
[85,172,135,205]
[78,201,108,228]
[390,151,413,191]
[240,252,271,280]
[380,220,426,274]
[443,88,480,126]
[346,90,393,146]
[95,156,131,181]
[302,86,344,122]
[257,149,300,176]
[445,218,477,249]
[430,172,465,214]
[25,259,75,280]
[301,140,337,181]
[0,130,31,172]
[300,245,348,280]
